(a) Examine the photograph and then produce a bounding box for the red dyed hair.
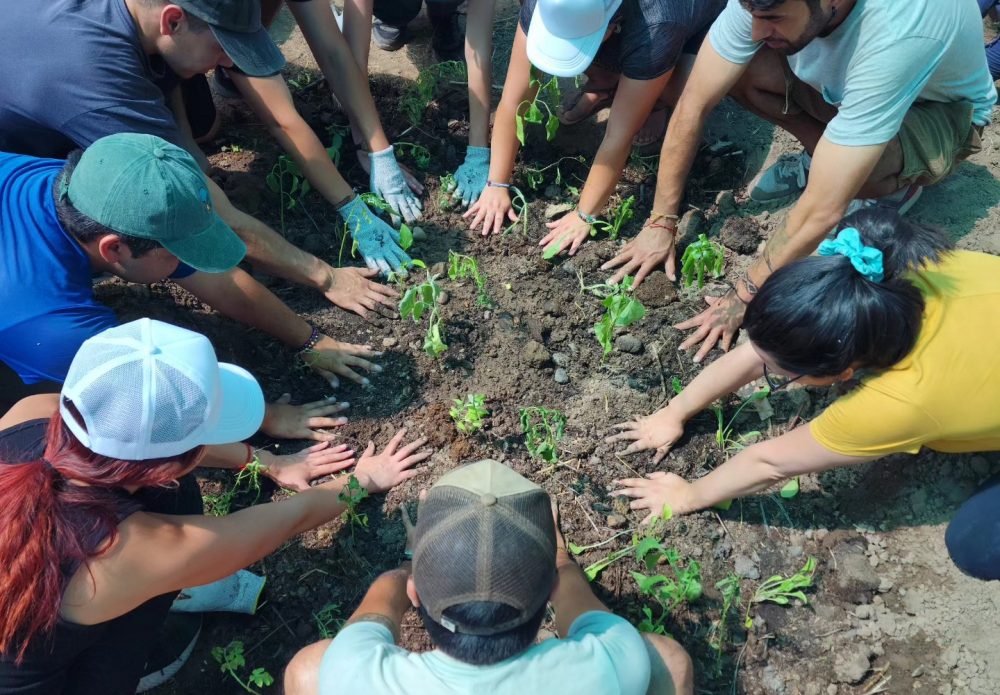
[0,413,203,662]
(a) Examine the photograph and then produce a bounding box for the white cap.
[526,0,623,77]
[60,319,265,460]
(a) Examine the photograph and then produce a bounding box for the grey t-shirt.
[0,0,181,158]
[520,0,726,80]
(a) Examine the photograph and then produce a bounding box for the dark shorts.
[780,58,982,186]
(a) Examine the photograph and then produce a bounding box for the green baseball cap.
[66,133,246,273]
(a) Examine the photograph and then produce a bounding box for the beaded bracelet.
[486,180,511,189]
[333,191,357,211]
[297,325,322,353]
[576,209,597,225]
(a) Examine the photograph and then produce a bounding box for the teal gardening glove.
[369,146,423,224]
[449,146,490,208]
[339,195,412,274]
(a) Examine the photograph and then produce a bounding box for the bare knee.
[284,639,332,695]
[643,634,694,695]
[728,49,788,114]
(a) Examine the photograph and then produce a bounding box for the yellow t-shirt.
[810,250,1000,457]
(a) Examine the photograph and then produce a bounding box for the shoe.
[373,19,407,52]
[212,67,242,100]
[428,4,465,63]
[170,570,266,615]
[749,151,811,202]
[136,613,202,692]
[844,184,924,217]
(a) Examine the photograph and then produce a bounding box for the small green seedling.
[203,455,268,517]
[325,124,349,168]
[744,556,817,629]
[450,394,489,434]
[592,276,646,357]
[338,474,370,531]
[632,539,703,634]
[518,406,566,465]
[521,155,587,192]
[711,387,771,455]
[447,250,491,306]
[395,141,431,169]
[680,234,725,288]
[438,173,458,210]
[708,573,742,668]
[313,603,344,639]
[401,61,468,125]
[266,155,311,231]
[591,196,636,241]
[399,261,448,358]
[212,640,274,694]
[504,186,530,236]
[515,68,561,145]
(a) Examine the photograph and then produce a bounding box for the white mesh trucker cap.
[60,318,265,460]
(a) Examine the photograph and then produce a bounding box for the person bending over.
[285,460,694,695]
[610,208,1000,582]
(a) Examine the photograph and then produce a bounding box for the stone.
[970,455,990,477]
[734,555,760,580]
[437,290,450,305]
[720,216,762,255]
[606,514,627,529]
[545,202,574,220]
[902,592,923,616]
[715,189,738,216]
[552,352,570,367]
[831,542,880,602]
[550,328,569,343]
[382,336,398,348]
[941,646,960,670]
[761,664,787,695]
[615,334,644,354]
[542,300,563,316]
[411,225,427,240]
[910,488,929,515]
[677,209,703,239]
[833,647,873,684]
[520,340,552,368]
[554,368,569,384]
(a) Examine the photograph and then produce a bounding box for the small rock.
[430,261,446,277]
[606,514,627,529]
[734,555,760,580]
[382,336,398,348]
[542,300,563,316]
[554,368,569,384]
[483,311,492,320]
[520,340,552,368]
[715,189,737,216]
[550,328,569,343]
[612,496,632,516]
[614,335,643,354]
[941,646,960,670]
[761,664,787,695]
[411,226,427,240]
[868,555,880,568]
[910,488,928,515]
[677,209,703,239]
[545,202,574,220]
[831,542,880,602]
[437,290,450,305]
[902,592,923,616]
[720,216,762,255]
[552,352,570,367]
[833,646,873,684]
[854,604,873,620]
[877,577,894,593]
[827,686,839,695]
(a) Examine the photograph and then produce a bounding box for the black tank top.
[0,420,203,694]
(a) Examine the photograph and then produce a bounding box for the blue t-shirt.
[0,152,194,385]
[709,0,997,146]
[319,612,652,695]
[0,0,181,158]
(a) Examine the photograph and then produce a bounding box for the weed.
[591,196,636,241]
[399,261,448,358]
[680,234,725,288]
[313,603,344,639]
[447,250,491,306]
[450,394,489,434]
[503,186,530,236]
[744,557,817,629]
[515,68,561,145]
[632,538,703,634]
[583,276,646,356]
[708,573,742,671]
[401,61,468,125]
[394,141,431,169]
[518,406,566,465]
[212,640,274,694]
[203,456,268,517]
[337,474,370,531]
[438,173,458,209]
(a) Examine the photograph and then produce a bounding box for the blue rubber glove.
[449,146,490,208]
[339,195,412,274]
[369,146,423,224]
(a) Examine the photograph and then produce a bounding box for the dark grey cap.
[177,0,286,77]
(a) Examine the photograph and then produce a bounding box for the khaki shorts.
[781,60,982,186]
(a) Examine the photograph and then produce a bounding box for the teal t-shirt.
[319,612,652,695]
[708,0,997,146]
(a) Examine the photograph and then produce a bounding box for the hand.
[354,428,433,494]
[612,472,701,524]
[601,222,678,286]
[369,146,423,223]
[339,196,412,275]
[260,442,356,492]
[605,407,685,465]
[449,146,490,208]
[674,290,746,364]
[260,394,350,442]
[322,266,398,318]
[538,211,592,257]
[354,146,424,195]
[300,335,382,388]
[464,185,517,237]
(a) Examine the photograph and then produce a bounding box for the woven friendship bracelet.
[486,180,511,189]
[297,325,322,353]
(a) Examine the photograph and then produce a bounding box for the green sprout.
[394,141,431,170]
[438,173,458,210]
[211,640,274,694]
[582,276,646,356]
[711,387,771,455]
[632,538,703,635]
[504,186,530,236]
[520,155,587,192]
[313,603,344,639]
[591,196,636,241]
[401,61,468,125]
[680,233,725,288]
[450,394,489,434]
[399,260,448,358]
[337,474,370,531]
[515,68,561,145]
[519,406,566,465]
[744,557,817,629]
[708,574,742,670]
[447,250,491,306]
[265,155,311,232]
[203,455,268,517]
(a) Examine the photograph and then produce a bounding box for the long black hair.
[744,208,954,377]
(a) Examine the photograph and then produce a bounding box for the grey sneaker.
[373,18,407,52]
[749,152,811,202]
[845,184,924,218]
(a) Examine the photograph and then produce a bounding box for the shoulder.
[319,620,411,688]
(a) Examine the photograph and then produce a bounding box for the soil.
[128,5,1000,694]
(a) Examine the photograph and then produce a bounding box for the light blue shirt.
[319,612,652,695]
[709,0,997,146]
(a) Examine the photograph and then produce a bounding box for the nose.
[217,51,234,69]
[750,19,772,43]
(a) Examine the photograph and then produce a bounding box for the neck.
[824,0,858,35]
[123,0,161,55]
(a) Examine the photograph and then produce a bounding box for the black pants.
[946,474,1000,581]
[374,0,462,28]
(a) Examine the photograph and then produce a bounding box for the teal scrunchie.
[817,227,884,282]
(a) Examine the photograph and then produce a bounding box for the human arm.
[340,565,413,642]
[198,441,356,492]
[614,424,878,523]
[602,40,747,286]
[166,84,213,172]
[550,502,610,637]
[539,72,672,257]
[464,25,535,236]
[607,341,764,462]
[0,394,59,430]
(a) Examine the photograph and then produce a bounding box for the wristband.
[297,325,322,353]
[576,209,597,225]
[333,191,357,211]
[486,180,511,189]
[648,210,680,224]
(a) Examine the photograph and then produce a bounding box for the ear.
[406,576,421,608]
[838,366,855,382]
[96,235,128,264]
[159,4,186,35]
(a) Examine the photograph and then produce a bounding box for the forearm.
[342,0,374,72]
[551,550,608,636]
[269,115,356,204]
[167,86,211,172]
[577,134,633,216]
[651,100,709,216]
[465,0,495,147]
[488,96,523,183]
[669,342,764,420]
[345,565,412,641]
[687,446,789,510]
[199,443,251,470]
